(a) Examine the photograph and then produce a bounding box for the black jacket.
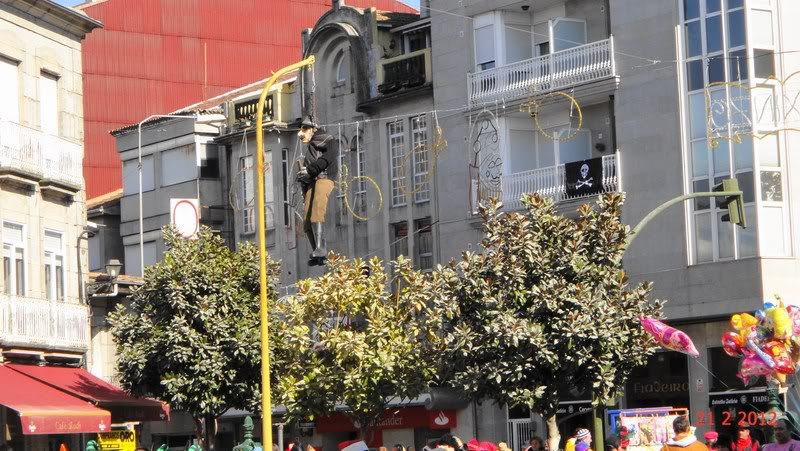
[303,129,339,181]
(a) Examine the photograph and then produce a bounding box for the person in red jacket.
[733,426,760,451]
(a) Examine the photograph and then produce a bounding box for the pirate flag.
[565,157,603,197]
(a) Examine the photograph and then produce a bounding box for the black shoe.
[308,256,327,267]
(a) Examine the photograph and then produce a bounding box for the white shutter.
[3,223,23,244]
[474,25,495,65]
[39,72,58,135]
[0,58,19,123]
[44,230,63,250]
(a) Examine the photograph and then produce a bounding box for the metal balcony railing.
[0,120,83,189]
[502,154,619,210]
[0,294,89,352]
[468,37,616,107]
[377,48,432,95]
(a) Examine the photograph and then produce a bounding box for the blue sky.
[55,0,421,8]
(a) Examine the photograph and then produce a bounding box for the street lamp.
[105,259,122,279]
[136,113,224,275]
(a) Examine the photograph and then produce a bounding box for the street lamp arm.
[626,190,744,248]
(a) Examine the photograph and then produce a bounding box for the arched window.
[334,50,347,83]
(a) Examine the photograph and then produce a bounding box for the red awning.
[7,364,169,423]
[0,365,111,435]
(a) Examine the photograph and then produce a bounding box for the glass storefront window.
[625,352,690,409]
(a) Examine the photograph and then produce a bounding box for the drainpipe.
[609,94,618,153]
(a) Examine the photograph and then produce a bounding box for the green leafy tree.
[272,253,435,441]
[109,227,280,448]
[429,194,664,449]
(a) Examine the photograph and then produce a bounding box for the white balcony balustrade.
[0,294,89,352]
[468,38,616,107]
[502,154,618,210]
[0,119,83,190]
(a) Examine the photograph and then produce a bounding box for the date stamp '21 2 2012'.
[695,410,779,427]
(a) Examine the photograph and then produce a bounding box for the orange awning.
[0,365,111,435]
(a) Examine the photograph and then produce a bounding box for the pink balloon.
[738,353,773,385]
[641,317,699,357]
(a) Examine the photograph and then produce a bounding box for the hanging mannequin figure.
[297,116,338,266]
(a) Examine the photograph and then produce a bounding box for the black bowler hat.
[300,116,318,129]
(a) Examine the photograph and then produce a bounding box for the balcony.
[467,38,616,107]
[0,119,83,193]
[502,154,619,210]
[0,294,89,353]
[377,48,432,95]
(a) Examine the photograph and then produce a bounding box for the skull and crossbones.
[576,163,593,189]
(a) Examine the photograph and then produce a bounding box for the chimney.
[421,0,431,18]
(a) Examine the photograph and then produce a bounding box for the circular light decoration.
[171,199,200,239]
[521,90,583,142]
[468,109,502,202]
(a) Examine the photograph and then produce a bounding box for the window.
[264,149,275,230]
[334,51,347,83]
[122,156,154,194]
[199,144,219,178]
[240,155,255,234]
[505,23,533,64]
[415,218,433,271]
[474,24,495,70]
[405,29,428,53]
[282,148,290,227]
[0,57,19,123]
[161,146,197,186]
[39,72,58,135]
[682,0,758,263]
[390,222,408,261]
[2,222,25,296]
[550,18,586,52]
[43,230,65,301]
[354,130,367,213]
[411,114,430,202]
[88,233,102,272]
[123,241,157,276]
[388,120,407,206]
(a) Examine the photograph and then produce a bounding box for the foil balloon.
[640,317,699,357]
[722,331,744,357]
[746,330,776,368]
[731,313,759,341]
[766,302,792,341]
[764,340,795,374]
[787,305,800,337]
[738,353,772,386]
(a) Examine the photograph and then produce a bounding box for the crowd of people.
[286,415,798,451]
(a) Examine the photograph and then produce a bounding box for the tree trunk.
[205,415,218,450]
[547,414,561,451]
[194,417,204,448]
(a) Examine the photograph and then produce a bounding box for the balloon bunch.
[721,297,800,386]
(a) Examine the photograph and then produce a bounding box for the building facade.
[429,0,800,447]
[76,0,417,199]
[0,0,101,449]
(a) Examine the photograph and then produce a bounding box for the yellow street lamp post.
[254,55,316,448]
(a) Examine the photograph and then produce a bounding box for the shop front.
[0,363,169,450]
[624,352,691,410]
[314,407,457,450]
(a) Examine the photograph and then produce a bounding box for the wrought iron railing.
[0,294,89,352]
[502,154,618,210]
[0,119,83,189]
[468,37,616,106]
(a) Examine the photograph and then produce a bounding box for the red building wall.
[79,0,416,198]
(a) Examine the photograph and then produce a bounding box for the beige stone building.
[0,0,101,449]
